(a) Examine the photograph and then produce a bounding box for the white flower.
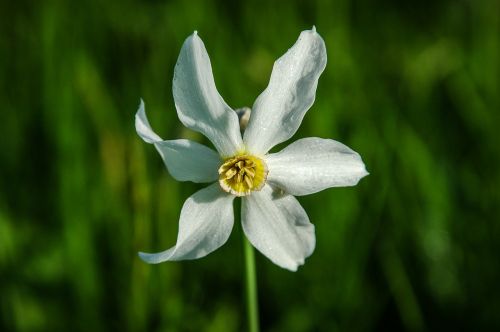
[136,28,368,271]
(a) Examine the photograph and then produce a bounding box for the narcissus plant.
[136,28,368,271]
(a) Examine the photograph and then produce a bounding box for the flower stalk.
[243,234,259,332]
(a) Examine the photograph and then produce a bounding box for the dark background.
[1,0,499,331]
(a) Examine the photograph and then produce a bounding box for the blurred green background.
[1,0,499,331]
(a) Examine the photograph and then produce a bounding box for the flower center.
[218,154,268,196]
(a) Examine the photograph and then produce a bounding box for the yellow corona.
[218,155,268,196]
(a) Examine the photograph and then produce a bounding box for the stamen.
[218,154,268,196]
[244,175,253,188]
[219,164,231,174]
[225,168,237,179]
[244,168,255,177]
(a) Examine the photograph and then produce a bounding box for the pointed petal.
[242,185,315,271]
[135,99,162,143]
[244,28,327,154]
[173,32,244,157]
[266,137,368,196]
[155,140,220,183]
[135,101,221,183]
[139,183,235,263]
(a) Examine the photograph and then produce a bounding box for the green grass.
[1,0,499,331]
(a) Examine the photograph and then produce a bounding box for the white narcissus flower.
[136,28,368,271]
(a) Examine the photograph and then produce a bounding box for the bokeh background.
[1,0,499,331]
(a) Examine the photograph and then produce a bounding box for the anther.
[244,175,253,188]
[225,168,237,179]
[218,154,268,196]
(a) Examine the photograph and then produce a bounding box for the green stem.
[243,234,260,332]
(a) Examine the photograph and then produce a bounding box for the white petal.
[173,32,244,157]
[154,140,220,183]
[266,137,368,196]
[242,185,315,271]
[135,99,162,143]
[139,183,235,263]
[244,28,327,154]
[135,101,221,183]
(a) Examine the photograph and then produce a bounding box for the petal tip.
[311,25,317,33]
[134,100,163,143]
[353,167,370,185]
[137,251,149,261]
[138,251,159,264]
[137,98,145,115]
[283,258,308,272]
[186,30,201,45]
[360,165,370,178]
